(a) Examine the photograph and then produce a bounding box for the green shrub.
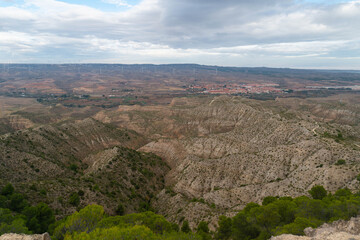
[215,216,232,240]
[0,218,30,235]
[97,211,172,235]
[22,203,55,233]
[262,196,278,206]
[197,221,209,234]
[115,203,125,216]
[275,217,322,236]
[64,225,156,240]
[77,190,84,197]
[335,159,346,166]
[9,193,28,212]
[1,184,14,196]
[68,193,80,206]
[334,188,352,198]
[53,205,105,240]
[308,185,327,200]
[357,174,360,182]
[181,220,191,233]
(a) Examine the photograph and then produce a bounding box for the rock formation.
[0,233,50,240]
[271,217,360,240]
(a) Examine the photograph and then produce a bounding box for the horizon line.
[0,63,360,71]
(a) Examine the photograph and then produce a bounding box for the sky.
[0,0,360,69]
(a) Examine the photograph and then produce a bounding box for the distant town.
[187,83,360,95]
[187,83,284,94]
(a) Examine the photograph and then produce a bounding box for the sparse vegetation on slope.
[0,118,169,217]
[1,94,359,238]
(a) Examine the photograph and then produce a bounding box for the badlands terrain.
[94,95,360,228]
[0,65,359,231]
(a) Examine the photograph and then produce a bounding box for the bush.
[308,185,327,200]
[197,221,209,234]
[69,164,78,173]
[262,196,278,206]
[9,194,28,212]
[275,217,322,236]
[22,203,55,234]
[215,216,232,239]
[232,212,259,240]
[1,184,14,196]
[0,208,14,225]
[64,225,156,240]
[0,196,8,209]
[0,218,30,235]
[68,193,80,206]
[53,205,105,240]
[181,220,191,233]
[115,203,125,216]
[335,159,346,166]
[334,188,352,198]
[97,211,172,235]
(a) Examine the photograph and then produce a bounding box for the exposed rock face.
[0,233,50,240]
[271,217,360,240]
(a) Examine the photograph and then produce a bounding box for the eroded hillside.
[94,96,360,229]
[0,118,169,217]
[1,94,359,229]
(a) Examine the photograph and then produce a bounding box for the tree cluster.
[2,184,360,240]
[53,205,202,240]
[215,185,360,240]
[0,184,55,235]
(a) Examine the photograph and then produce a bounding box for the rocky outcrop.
[271,217,360,240]
[0,233,50,240]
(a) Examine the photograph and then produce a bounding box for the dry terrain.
[93,95,360,228]
[0,65,360,229]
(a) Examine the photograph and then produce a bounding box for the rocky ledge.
[0,233,50,240]
[271,217,360,240]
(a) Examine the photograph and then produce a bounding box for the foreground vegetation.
[1,184,360,239]
[216,185,360,239]
[0,183,54,235]
[53,205,205,240]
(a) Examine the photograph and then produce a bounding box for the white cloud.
[0,0,359,68]
[0,6,35,20]
[101,0,132,7]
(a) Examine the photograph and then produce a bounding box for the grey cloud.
[0,0,360,68]
[1,0,348,47]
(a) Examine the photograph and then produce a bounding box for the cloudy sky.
[1,0,360,69]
